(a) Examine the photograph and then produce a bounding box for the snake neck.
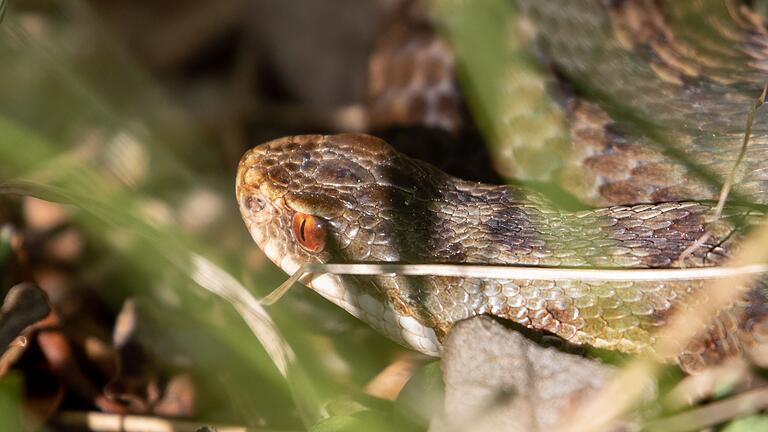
[417,178,737,270]
[349,176,744,357]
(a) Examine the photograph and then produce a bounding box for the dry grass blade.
[678,84,767,265]
[53,411,288,432]
[663,359,749,410]
[266,263,768,292]
[644,387,768,432]
[713,83,767,217]
[260,268,308,306]
[188,254,295,377]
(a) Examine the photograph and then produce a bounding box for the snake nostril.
[243,195,266,212]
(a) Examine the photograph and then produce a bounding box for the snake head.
[237,133,445,354]
[236,133,443,275]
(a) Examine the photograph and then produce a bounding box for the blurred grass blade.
[189,254,295,376]
[0,373,22,431]
[188,254,327,425]
[435,0,569,180]
[0,9,219,185]
[435,0,509,140]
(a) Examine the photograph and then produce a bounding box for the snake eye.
[292,212,327,252]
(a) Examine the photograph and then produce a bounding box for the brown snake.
[237,0,768,373]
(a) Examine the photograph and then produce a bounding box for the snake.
[236,0,768,373]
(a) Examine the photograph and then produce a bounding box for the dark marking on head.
[316,159,375,186]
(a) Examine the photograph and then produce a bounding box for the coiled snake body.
[237,1,768,373]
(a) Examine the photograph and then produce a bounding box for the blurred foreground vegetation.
[0,1,419,430]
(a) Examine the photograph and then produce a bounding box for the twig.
[677,84,768,265]
[52,411,291,432]
[644,387,768,432]
[0,283,50,353]
[0,336,27,377]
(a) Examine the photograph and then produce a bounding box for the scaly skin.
[236,133,768,373]
[368,0,768,205]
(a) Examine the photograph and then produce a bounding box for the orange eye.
[292,212,327,252]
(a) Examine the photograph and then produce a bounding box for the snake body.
[237,134,768,372]
[369,0,768,205]
[237,1,768,372]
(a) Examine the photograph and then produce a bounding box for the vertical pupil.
[292,212,325,252]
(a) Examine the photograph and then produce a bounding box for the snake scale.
[237,0,768,373]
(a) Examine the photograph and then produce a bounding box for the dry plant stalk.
[644,387,768,432]
[677,84,767,265]
[53,411,261,432]
[264,262,768,305]
[0,336,28,377]
[663,359,749,409]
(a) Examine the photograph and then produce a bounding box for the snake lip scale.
[237,133,768,373]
